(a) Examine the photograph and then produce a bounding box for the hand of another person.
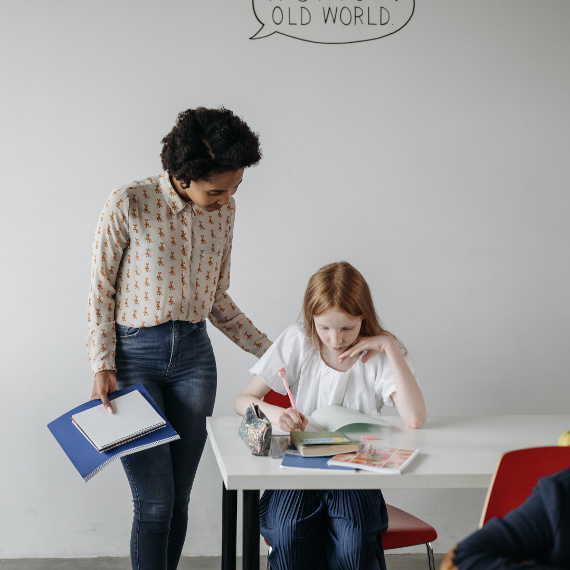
[91,370,118,413]
[338,334,398,364]
[276,408,308,432]
[440,546,458,570]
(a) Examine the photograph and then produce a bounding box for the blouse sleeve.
[249,323,311,395]
[85,187,130,374]
[208,199,272,357]
[374,353,418,408]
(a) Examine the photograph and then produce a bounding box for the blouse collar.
[159,171,192,215]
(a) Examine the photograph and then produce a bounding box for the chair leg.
[425,542,435,570]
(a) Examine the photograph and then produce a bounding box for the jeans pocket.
[116,324,142,338]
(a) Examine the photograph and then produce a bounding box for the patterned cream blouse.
[86,171,272,374]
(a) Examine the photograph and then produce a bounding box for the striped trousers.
[260,489,388,570]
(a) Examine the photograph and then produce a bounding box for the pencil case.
[238,403,272,456]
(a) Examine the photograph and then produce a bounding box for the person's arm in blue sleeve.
[443,470,570,570]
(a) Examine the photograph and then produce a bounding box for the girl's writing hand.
[338,334,397,364]
[276,408,309,432]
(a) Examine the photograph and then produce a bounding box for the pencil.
[277,367,297,412]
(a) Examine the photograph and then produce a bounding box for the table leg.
[242,489,260,570]
[222,483,237,570]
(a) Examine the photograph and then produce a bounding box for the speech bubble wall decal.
[251,0,414,44]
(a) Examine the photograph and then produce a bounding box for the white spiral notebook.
[71,390,166,452]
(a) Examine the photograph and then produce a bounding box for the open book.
[272,404,388,436]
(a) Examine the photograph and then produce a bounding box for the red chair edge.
[481,446,570,526]
[381,504,437,550]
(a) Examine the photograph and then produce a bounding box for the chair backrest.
[263,389,291,409]
[480,446,570,527]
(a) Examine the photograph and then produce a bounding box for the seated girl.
[234,261,427,570]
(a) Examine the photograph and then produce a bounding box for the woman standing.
[86,107,272,570]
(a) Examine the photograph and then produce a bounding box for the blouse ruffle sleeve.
[249,323,312,396]
[374,353,418,408]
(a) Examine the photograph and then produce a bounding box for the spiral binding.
[83,435,181,482]
[99,423,166,451]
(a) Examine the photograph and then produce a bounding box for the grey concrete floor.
[0,554,444,569]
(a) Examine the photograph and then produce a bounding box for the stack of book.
[48,384,179,482]
[277,405,420,474]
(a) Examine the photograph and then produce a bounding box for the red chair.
[263,389,292,409]
[263,389,438,569]
[479,446,570,528]
[381,504,437,568]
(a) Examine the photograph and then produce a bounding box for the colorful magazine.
[327,444,420,474]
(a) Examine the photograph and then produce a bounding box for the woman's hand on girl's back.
[338,334,398,364]
[276,408,309,432]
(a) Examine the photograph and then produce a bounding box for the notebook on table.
[290,430,359,457]
[48,383,179,482]
[280,446,356,472]
[327,444,420,474]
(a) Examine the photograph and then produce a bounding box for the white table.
[206,415,570,570]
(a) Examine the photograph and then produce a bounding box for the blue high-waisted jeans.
[115,320,217,570]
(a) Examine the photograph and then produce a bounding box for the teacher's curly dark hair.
[160,107,262,187]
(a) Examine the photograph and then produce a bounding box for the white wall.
[1,0,569,558]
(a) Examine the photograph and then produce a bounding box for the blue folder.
[280,447,356,471]
[48,383,180,482]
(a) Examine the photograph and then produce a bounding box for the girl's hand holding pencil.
[277,367,308,432]
[275,408,308,432]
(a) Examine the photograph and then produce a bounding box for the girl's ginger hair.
[301,261,407,355]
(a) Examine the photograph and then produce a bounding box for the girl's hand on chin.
[277,408,309,432]
[338,335,397,364]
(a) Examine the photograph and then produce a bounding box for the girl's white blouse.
[250,323,415,417]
